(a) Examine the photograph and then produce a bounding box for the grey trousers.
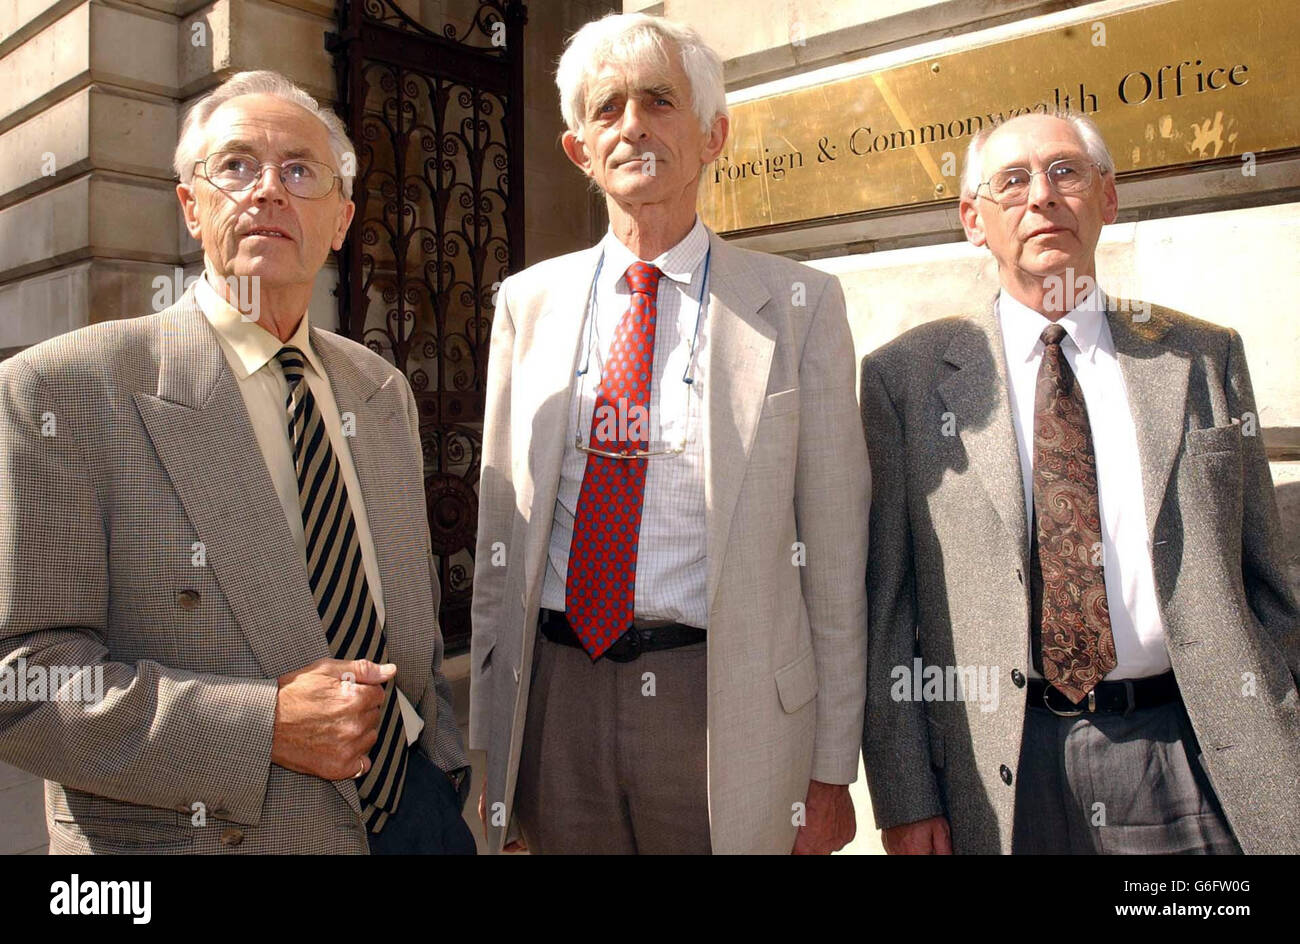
[1011,697,1241,854]
[514,634,712,854]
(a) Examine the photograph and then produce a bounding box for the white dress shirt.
[997,288,1171,680]
[539,217,710,628]
[196,269,423,739]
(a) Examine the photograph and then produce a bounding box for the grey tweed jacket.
[0,284,467,854]
[860,297,1300,854]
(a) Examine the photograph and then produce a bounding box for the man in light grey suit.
[470,13,868,854]
[0,71,471,853]
[862,111,1299,854]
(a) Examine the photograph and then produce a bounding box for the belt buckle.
[1042,685,1095,717]
[605,628,641,663]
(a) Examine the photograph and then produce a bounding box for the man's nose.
[621,100,650,140]
[1026,168,1056,209]
[249,163,289,203]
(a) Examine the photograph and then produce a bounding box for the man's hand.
[271,657,391,781]
[882,815,952,854]
[477,782,527,853]
[792,780,856,854]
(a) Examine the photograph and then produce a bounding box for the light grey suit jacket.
[469,230,870,854]
[0,284,467,853]
[861,297,1300,854]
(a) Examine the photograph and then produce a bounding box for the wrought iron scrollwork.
[330,0,526,650]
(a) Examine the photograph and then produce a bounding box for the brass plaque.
[701,0,1299,234]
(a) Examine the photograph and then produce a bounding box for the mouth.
[1026,226,1070,239]
[242,226,293,241]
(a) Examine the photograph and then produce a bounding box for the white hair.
[961,111,1114,199]
[174,70,356,200]
[556,13,727,134]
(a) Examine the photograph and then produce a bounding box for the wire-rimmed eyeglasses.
[976,158,1101,207]
[194,150,341,200]
[572,249,710,460]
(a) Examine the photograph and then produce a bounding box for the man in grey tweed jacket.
[0,71,469,853]
[862,113,1299,854]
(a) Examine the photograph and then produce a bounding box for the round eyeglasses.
[194,150,341,200]
[977,158,1100,207]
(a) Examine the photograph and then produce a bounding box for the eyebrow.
[993,149,1088,171]
[210,139,322,161]
[586,80,679,112]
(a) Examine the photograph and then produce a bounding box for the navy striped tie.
[276,346,408,832]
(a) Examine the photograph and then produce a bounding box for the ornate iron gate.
[327,0,526,652]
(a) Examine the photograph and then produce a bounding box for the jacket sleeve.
[1225,329,1300,685]
[793,277,870,784]
[858,354,946,830]
[0,356,278,825]
[469,276,517,752]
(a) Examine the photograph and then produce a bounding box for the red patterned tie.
[565,261,662,659]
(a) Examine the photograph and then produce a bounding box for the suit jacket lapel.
[703,232,776,613]
[937,301,1029,571]
[134,286,332,682]
[520,247,600,609]
[1107,298,1189,536]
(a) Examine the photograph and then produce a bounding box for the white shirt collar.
[599,215,709,294]
[195,266,322,380]
[998,285,1107,365]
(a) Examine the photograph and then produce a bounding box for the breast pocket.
[1183,423,1244,457]
[761,387,800,419]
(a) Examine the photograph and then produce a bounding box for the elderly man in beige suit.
[0,71,470,853]
[470,13,868,855]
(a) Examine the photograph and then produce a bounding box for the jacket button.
[1000,764,1013,785]
[219,827,244,847]
[1011,669,1025,688]
[177,589,201,609]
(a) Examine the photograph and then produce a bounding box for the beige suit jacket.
[469,229,870,854]
[0,285,467,853]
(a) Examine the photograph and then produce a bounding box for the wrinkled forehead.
[204,94,332,160]
[583,44,684,105]
[982,116,1089,172]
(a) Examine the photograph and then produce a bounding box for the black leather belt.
[539,609,705,663]
[1029,671,1180,717]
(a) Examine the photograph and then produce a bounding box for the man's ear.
[561,130,592,178]
[959,196,988,248]
[701,114,728,164]
[177,183,203,240]
[332,198,355,251]
[1101,174,1119,225]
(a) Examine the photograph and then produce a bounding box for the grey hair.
[961,111,1114,199]
[556,13,728,134]
[174,70,356,200]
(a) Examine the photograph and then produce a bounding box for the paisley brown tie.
[1029,323,1117,703]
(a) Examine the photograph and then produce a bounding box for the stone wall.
[0,0,616,348]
